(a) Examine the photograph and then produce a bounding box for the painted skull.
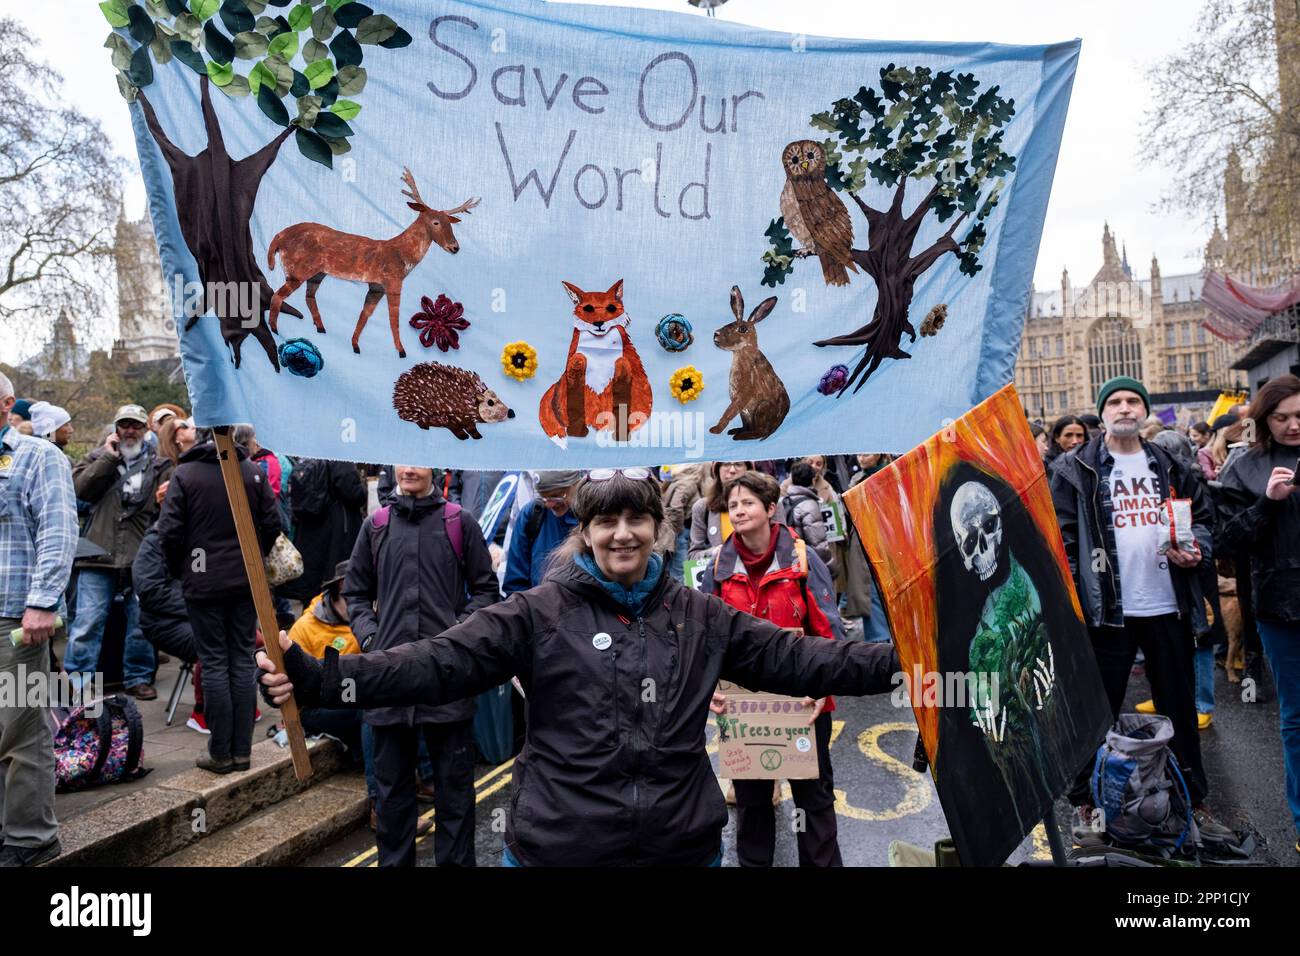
[950,481,1002,581]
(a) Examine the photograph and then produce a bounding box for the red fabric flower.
[409,294,469,351]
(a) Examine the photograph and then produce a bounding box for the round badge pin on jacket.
[592,632,612,651]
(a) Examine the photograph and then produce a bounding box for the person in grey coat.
[779,462,837,575]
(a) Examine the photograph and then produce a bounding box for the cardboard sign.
[821,499,847,543]
[715,695,818,780]
[716,679,786,701]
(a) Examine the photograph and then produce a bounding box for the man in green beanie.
[1094,375,1150,418]
[1050,375,1236,845]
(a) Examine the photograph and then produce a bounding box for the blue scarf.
[575,552,663,617]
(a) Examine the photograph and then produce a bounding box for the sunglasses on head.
[586,467,652,482]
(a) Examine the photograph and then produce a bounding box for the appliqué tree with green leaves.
[99,0,411,370]
[762,65,1017,393]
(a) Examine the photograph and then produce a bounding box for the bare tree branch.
[0,17,124,335]
[1141,0,1300,255]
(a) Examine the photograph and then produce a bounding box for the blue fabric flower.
[655,314,693,352]
[279,338,324,378]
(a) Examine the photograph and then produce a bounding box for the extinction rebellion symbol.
[759,750,782,771]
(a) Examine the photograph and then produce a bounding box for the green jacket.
[73,447,169,570]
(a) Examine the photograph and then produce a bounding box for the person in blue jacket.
[503,470,582,595]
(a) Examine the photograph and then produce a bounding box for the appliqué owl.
[780,140,858,287]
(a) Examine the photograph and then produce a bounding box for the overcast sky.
[14,0,1213,357]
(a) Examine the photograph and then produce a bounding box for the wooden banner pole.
[211,426,312,781]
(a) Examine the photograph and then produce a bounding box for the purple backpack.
[53,694,150,791]
[369,502,463,563]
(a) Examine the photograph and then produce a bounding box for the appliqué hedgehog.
[392,361,515,440]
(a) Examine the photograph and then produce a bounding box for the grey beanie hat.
[534,469,583,492]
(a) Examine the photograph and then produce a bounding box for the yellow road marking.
[475,758,515,789]
[343,758,515,868]
[833,722,933,821]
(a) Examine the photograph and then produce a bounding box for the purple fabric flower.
[409,294,470,351]
[818,364,849,395]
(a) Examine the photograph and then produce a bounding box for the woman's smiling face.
[583,508,657,586]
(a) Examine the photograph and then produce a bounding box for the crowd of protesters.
[2,366,1297,868]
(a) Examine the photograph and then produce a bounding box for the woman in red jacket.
[702,469,845,867]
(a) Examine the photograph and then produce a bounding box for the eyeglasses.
[586,467,653,482]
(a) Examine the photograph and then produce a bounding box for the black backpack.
[289,458,331,520]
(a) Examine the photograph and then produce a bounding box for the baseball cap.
[113,404,149,425]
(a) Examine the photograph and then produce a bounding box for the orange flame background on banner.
[842,384,1083,761]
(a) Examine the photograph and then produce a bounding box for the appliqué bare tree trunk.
[136,75,300,371]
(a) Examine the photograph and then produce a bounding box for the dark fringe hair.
[1246,374,1300,454]
[724,469,781,509]
[542,472,666,577]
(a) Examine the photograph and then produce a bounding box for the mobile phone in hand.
[1290,457,1300,486]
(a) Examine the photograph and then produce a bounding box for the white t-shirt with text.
[1106,450,1178,617]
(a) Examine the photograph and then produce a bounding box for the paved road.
[303,658,1295,867]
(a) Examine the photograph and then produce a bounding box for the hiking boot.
[186,712,210,735]
[126,683,157,701]
[232,755,251,772]
[1071,805,1105,847]
[1197,712,1213,730]
[1192,804,1237,842]
[196,753,234,774]
[0,838,61,867]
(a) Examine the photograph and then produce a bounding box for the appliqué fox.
[539,280,653,445]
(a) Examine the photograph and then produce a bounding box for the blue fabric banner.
[110,0,1078,466]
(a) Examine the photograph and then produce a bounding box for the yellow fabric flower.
[501,341,538,381]
[669,365,704,403]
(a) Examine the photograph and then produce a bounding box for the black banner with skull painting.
[845,385,1111,866]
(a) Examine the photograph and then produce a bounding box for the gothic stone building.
[1014,224,1242,425]
[112,208,179,365]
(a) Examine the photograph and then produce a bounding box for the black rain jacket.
[301,558,898,866]
[342,491,499,725]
